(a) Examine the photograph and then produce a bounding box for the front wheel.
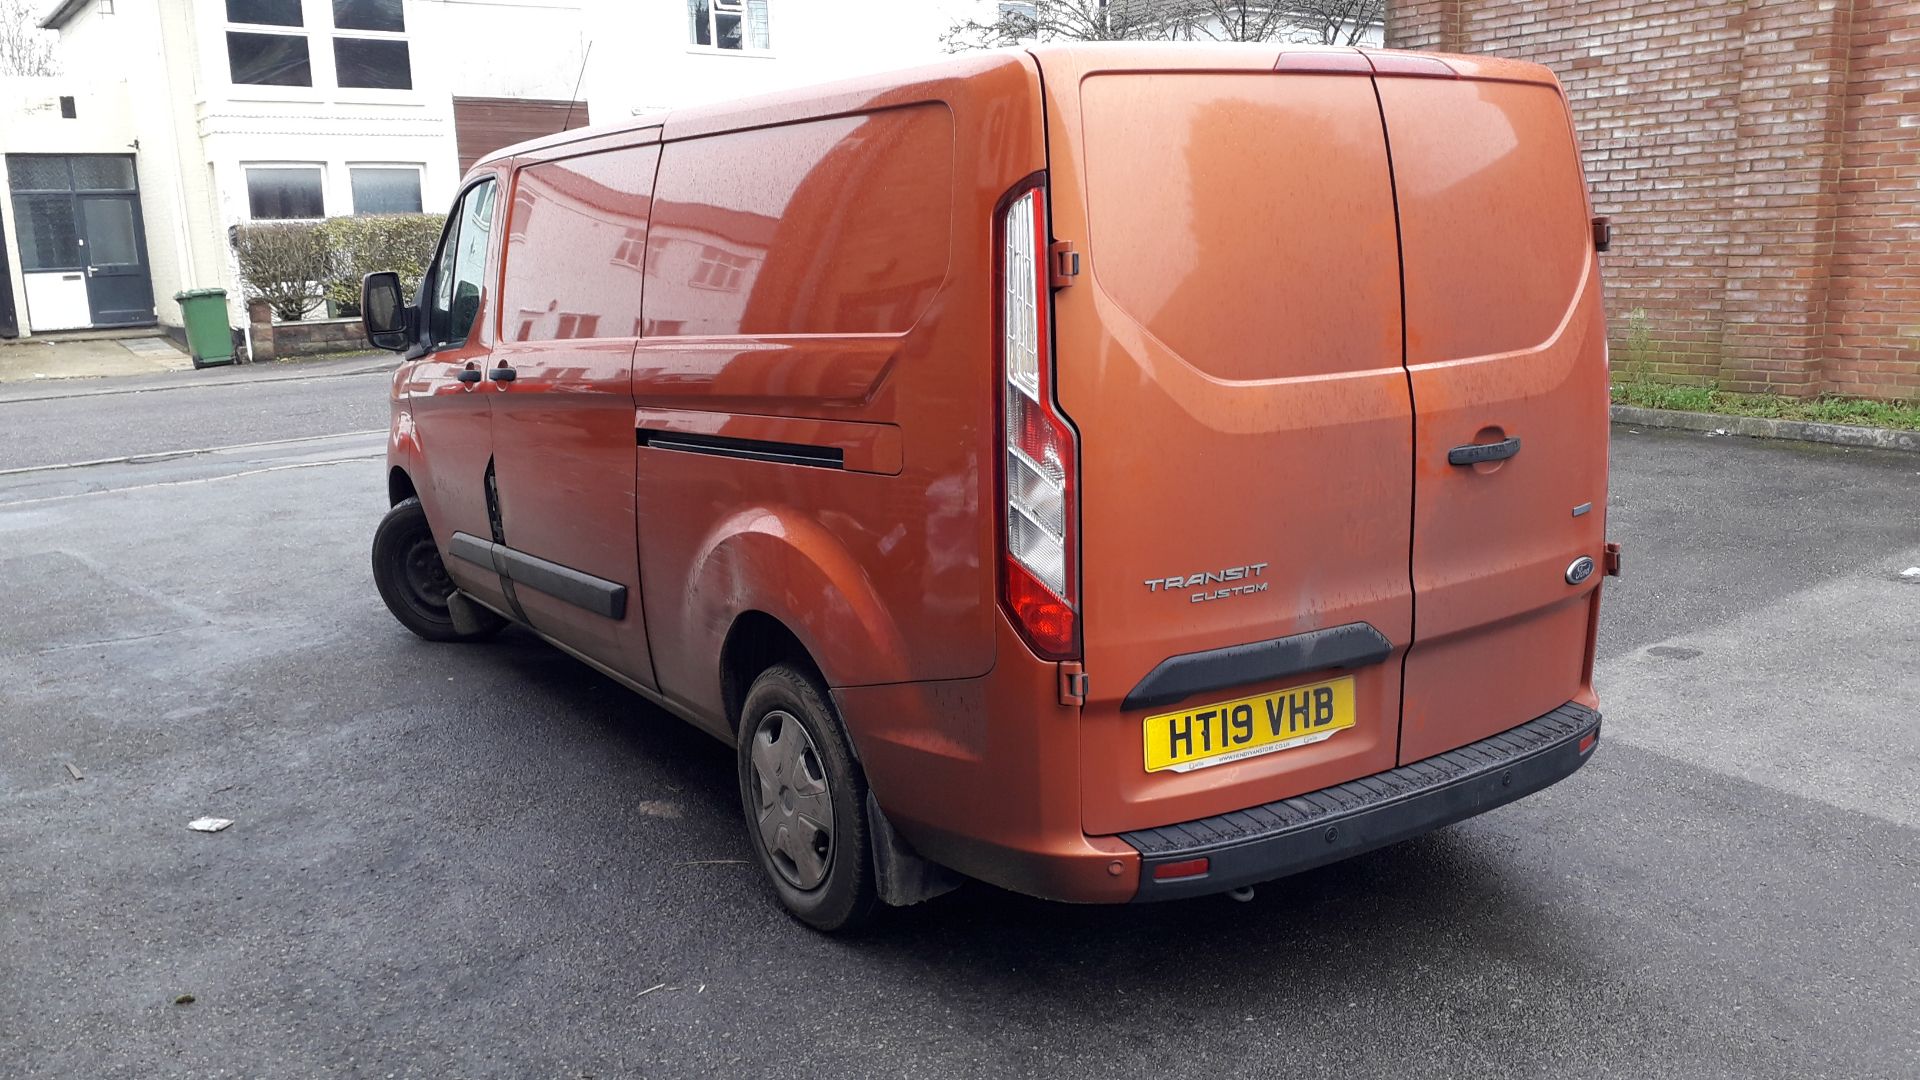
[370,497,503,643]
[737,663,877,932]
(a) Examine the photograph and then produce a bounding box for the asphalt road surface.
[0,355,391,472]
[1,369,1915,1079]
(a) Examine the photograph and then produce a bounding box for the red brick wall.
[1388,0,1920,402]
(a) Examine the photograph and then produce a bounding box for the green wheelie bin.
[174,288,236,369]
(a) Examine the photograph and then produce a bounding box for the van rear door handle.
[456,369,482,383]
[490,365,517,383]
[1448,437,1521,466]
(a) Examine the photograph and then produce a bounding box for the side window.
[497,146,657,341]
[426,179,496,348]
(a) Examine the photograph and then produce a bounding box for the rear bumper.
[1122,702,1601,901]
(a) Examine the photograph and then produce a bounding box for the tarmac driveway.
[0,412,1914,1079]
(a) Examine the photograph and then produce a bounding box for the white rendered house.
[4,0,968,337]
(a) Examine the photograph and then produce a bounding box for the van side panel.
[631,58,1047,733]
[1036,49,1417,836]
[1380,76,1610,763]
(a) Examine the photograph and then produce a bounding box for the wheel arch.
[681,510,914,736]
[719,610,824,737]
[387,465,418,507]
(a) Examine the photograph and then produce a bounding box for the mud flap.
[866,792,963,907]
[446,590,495,636]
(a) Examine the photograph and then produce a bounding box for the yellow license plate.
[1143,675,1357,773]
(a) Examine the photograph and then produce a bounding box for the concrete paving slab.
[1597,551,1920,828]
[0,334,193,383]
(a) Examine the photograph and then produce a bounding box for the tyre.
[370,497,504,643]
[737,663,878,932]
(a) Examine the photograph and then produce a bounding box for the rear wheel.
[737,663,877,932]
[371,497,503,643]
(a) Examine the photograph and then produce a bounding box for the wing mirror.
[361,271,413,352]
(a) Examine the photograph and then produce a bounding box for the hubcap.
[401,534,454,613]
[748,710,835,890]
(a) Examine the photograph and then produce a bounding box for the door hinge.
[1058,661,1088,707]
[1049,240,1080,288]
[1604,541,1623,577]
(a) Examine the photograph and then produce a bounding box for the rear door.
[1035,48,1415,835]
[1376,72,1610,763]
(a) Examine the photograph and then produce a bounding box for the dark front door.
[79,193,155,326]
[4,154,155,330]
[0,206,16,337]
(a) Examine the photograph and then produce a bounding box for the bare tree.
[1184,0,1295,41]
[944,0,1383,50]
[0,0,58,77]
[1274,0,1385,45]
[943,0,1193,51]
[1182,0,1386,43]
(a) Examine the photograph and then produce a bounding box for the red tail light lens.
[996,179,1078,660]
[1153,858,1210,881]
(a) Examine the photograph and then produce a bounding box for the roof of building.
[38,0,91,30]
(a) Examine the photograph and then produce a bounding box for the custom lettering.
[1190,582,1272,603]
[1168,715,1194,760]
[1313,686,1335,728]
[1229,703,1254,745]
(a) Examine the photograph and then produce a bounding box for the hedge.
[231,213,445,323]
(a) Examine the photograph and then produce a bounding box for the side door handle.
[456,368,482,384]
[1448,436,1521,466]
[490,365,517,383]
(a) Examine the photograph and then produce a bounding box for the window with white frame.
[332,0,411,89]
[227,0,312,86]
[246,165,325,219]
[611,228,646,269]
[350,166,423,214]
[689,246,752,291]
[688,0,770,51]
[225,0,412,89]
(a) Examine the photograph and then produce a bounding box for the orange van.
[361,44,1617,930]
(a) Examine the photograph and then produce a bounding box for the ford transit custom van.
[362,44,1618,931]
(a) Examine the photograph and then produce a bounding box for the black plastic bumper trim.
[447,531,627,620]
[1120,622,1394,713]
[1122,702,1600,901]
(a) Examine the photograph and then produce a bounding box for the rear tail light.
[996,178,1079,660]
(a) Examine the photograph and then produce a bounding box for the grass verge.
[1611,380,1920,432]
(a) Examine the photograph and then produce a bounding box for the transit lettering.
[1143,563,1270,593]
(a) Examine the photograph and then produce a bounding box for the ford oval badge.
[1565,556,1597,585]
